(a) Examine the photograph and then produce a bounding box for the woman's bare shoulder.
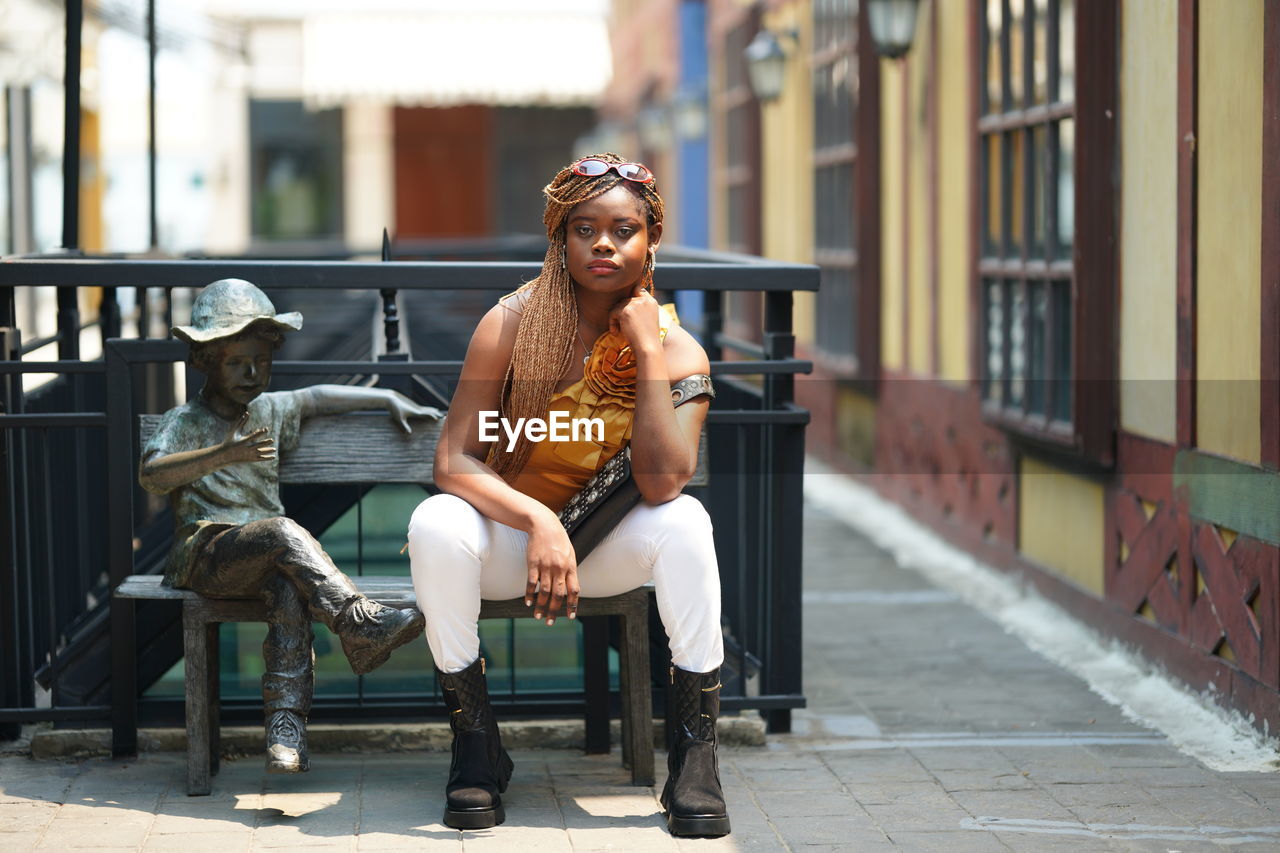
[662,324,711,381]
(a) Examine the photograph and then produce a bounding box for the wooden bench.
[115,411,660,795]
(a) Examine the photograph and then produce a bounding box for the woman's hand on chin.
[608,284,662,356]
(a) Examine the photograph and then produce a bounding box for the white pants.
[407,492,724,675]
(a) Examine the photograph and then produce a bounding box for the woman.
[406,154,729,837]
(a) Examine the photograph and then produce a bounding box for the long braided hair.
[487,153,665,479]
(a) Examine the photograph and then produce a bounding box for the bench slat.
[139,411,708,486]
[139,412,440,485]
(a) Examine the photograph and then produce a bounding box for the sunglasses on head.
[571,158,655,184]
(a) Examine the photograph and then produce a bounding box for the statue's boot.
[267,519,425,675]
[661,666,731,837]
[265,708,310,773]
[331,596,426,675]
[436,658,514,829]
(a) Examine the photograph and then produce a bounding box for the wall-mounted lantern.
[867,0,922,59]
[673,85,708,140]
[744,29,788,102]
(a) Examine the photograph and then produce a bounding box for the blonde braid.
[488,153,665,478]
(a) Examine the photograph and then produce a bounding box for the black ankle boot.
[436,657,514,829]
[661,666,731,837]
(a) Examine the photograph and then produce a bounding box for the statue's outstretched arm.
[299,385,442,433]
[139,411,275,494]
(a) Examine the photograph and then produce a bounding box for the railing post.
[0,329,21,740]
[106,341,137,756]
[763,288,802,734]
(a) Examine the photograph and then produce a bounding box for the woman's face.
[564,185,661,297]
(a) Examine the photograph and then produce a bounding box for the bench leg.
[581,616,610,755]
[182,603,211,796]
[206,622,220,777]
[620,606,654,787]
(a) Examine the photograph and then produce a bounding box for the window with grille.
[980,0,1076,433]
[812,0,860,369]
[978,0,1115,462]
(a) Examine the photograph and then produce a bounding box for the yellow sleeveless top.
[508,303,680,512]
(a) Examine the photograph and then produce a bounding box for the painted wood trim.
[1072,0,1118,465]
[927,0,940,378]
[968,0,983,389]
[900,57,911,373]
[857,2,883,388]
[1261,0,1280,466]
[1173,449,1280,546]
[1176,0,1199,449]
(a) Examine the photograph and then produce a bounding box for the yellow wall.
[1119,0,1178,443]
[761,1,815,344]
[1196,0,1263,463]
[935,0,970,384]
[1019,457,1106,596]
[880,59,904,371]
[906,5,932,376]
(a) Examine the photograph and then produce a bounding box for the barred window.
[812,0,859,369]
[980,0,1075,432]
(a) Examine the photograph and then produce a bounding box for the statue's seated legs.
[182,516,425,772]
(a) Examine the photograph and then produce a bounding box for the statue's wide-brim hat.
[172,278,303,344]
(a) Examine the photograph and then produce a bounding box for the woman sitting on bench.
[406,154,728,837]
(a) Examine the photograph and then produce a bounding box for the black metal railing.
[0,249,816,749]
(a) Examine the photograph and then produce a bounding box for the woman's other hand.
[525,515,580,626]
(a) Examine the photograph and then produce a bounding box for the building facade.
[607,0,1280,733]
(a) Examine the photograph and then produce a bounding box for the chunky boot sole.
[265,755,310,774]
[443,800,505,829]
[668,812,731,837]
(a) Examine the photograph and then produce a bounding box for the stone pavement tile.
[751,789,871,820]
[0,831,41,853]
[734,765,844,793]
[251,821,358,848]
[35,818,151,848]
[0,762,79,804]
[884,830,1014,852]
[947,787,1082,823]
[458,824,572,852]
[356,825,461,850]
[905,747,1022,774]
[0,801,59,832]
[820,749,932,785]
[997,747,1114,785]
[1113,764,1221,788]
[1079,743,1186,768]
[141,832,256,853]
[1038,781,1160,810]
[727,749,830,772]
[148,799,259,833]
[925,768,1035,793]
[841,779,948,807]
[861,798,972,834]
[566,824,677,852]
[770,814,890,847]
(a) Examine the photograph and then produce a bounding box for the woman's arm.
[432,302,580,624]
[611,293,710,504]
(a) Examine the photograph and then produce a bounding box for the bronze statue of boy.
[140,278,439,773]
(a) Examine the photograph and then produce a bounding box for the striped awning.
[300,10,611,108]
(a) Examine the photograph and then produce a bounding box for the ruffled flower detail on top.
[578,303,678,407]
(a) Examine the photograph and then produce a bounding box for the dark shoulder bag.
[560,374,715,561]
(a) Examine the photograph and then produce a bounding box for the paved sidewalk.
[4,499,1280,851]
